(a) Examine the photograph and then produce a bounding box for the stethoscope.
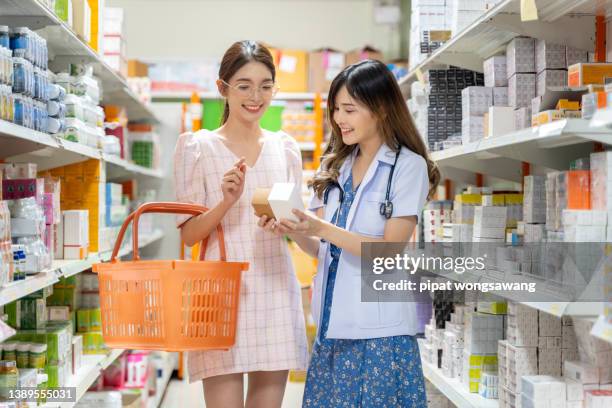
[323,149,400,220]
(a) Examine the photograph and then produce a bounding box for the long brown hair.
[218,41,276,125]
[311,59,440,200]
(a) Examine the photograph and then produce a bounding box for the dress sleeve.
[389,152,429,220]
[174,132,206,227]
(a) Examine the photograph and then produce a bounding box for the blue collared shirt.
[307,142,430,339]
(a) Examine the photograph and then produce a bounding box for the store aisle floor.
[160,378,305,407]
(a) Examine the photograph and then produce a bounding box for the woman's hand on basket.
[221,158,247,206]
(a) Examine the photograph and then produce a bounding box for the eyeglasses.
[220,79,279,98]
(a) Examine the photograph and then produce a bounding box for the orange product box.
[269,48,309,93]
[568,63,612,87]
[567,170,591,209]
[537,110,564,125]
[82,159,104,181]
[128,60,148,78]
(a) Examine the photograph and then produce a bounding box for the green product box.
[83,332,107,354]
[90,308,102,331]
[6,301,20,328]
[46,287,79,309]
[53,0,71,24]
[21,299,47,329]
[77,309,90,333]
[45,360,68,388]
[56,275,78,288]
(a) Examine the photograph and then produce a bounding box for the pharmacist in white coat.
[258,59,439,407]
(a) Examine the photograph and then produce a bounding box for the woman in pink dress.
[173,41,308,407]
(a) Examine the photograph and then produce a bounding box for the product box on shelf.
[484,55,508,87]
[72,0,92,42]
[128,59,149,77]
[1,163,38,179]
[493,86,508,106]
[308,48,345,93]
[521,375,566,407]
[536,40,567,73]
[590,151,612,211]
[507,37,536,77]
[566,47,589,67]
[486,106,515,138]
[536,70,568,96]
[269,48,308,93]
[515,107,532,130]
[462,86,493,116]
[509,73,536,109]
[568,63,612,87]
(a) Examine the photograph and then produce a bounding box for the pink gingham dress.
[174,129,309,381]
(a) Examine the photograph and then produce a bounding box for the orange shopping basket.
[92,202,249,351]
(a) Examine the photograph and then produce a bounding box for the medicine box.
[462,86,493,116]
[509,73,536,109]
[515,107,532,130]
[536,40,567,73]
[537,70,568,96]
[462,116,485,144]
[484,56,507,87]
[487,106,515,138]
[566,47,589,67]
[48,306,71,321]
[568,63,612,87]
[507,37,536,77]
[539,311,561,337]
[492,87,508,106]
[268,183,305,222]
[538,348,562,376]
[72,335,83,375]
[0,163,37,179]
[507,302,538,347]
[585,390,612,408]
[564,361,599,384]
[62,210,89,246]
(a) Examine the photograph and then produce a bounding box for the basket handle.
[110,202,226,263]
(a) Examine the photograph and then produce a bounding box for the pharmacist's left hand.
[278,209,324,237]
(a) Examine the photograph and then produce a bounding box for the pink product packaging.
[125,352,149,389]
[43,193,55,225]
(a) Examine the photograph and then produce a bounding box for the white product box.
[566,379,584,401]
[515,107,532,130]
[11,218,44,237]
[462,115,485,143]
[487,106,515,137]
[53,223,64,260]
[538,348,562,376]
[566,47,589,68]
[484,56,508,87]
[522,375,567,402]
[539,311,562,337]
[493,87,509,106]
[564,361,600,384]
[536,70,568,96]
[462,86,494,116]
[72,335,83,375]
[474,206,508,227]
[48,306,70,321]
[62,210,89,246]
[507,302,539,347]
[591,151,612,210]
[585,390,612,408]
[536,40,567,73]
[473,226,506,239]
[507,37,536,77]
[538,336,562,349]
[268,183,305,222]
[64,246,88,260]
[509,73,536,109]
[103,7,124,36]
[562,325,578,350]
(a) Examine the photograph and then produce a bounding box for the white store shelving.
[152,91,327,101]
[399,0,609,97]
[0,0,157,123]
[0,119,163,178]
[0,229,164,307]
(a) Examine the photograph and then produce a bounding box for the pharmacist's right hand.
[221,158,247,205]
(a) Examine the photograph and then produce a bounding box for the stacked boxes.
[484,56,508,87]
[423,201,453,242]
[464,312,504,355]
[562,210,607,242]
[451,0,492,36]
[464,352,498,394]
[524,176,547,224]
[462,86,492,143]
[102,7,127,78]
[521,376,567,408]
[535,40,568,96]
[410,1,451,69]
[591,151,612,212]
[473,205,507,241]
[538,312,563,376]
[507,37,536,109]
[507,302,538,347]
[427,67,483,150]
[47,160,105,253]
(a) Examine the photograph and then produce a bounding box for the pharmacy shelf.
[400,0,602,96]
[147,354,177,408]
[41,349,126,408]
[0,0,157,123]
[0,120,162,177]
[0,230,164,307]
[591,315,612,344]
[152,91,327,101]
[420,354,498,408]
[431,119,611,182]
